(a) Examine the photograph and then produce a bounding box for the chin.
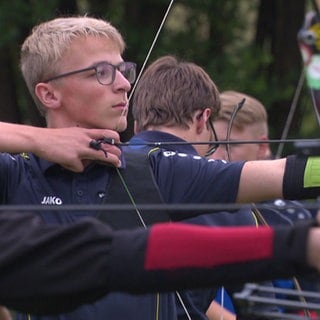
[114,119,127,132]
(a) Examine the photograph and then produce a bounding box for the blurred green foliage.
[0,0,316,154]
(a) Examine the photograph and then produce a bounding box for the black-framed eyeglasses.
[205,120,220,157]
[43,61,137,85]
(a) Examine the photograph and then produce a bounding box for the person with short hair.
[211,90,318,317]
[213,90,271,161]
[132,56,259,320]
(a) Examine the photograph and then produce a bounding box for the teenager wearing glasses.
[0,15,320,320]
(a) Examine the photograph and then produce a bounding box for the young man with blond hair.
[211,90,317,317]
[213,90,271,161]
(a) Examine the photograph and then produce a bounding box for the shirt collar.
[130,130,198,155]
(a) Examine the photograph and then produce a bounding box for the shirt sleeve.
[149,150,244,206]
[0,213,316,315]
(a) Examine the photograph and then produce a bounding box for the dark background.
[0,0,316,156]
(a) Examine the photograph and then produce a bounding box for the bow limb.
[275,70,305,158]
[298,7,320,121]
[273,8,320,315]
[276,1,320,158]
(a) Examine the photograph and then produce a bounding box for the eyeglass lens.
[96,62,136,85]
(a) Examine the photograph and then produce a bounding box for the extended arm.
[0,212,318,315]
[237,156,320,203]
[0,122,122,170]
[237,158,285,202]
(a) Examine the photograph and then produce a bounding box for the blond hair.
[218,90,268,136]
[20,16,125,115]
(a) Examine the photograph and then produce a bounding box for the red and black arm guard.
[0,213,316,315]
[107,221,316,293]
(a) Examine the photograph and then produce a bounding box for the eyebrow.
[92,60,125,66]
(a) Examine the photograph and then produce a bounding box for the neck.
[146,126,205,156]
[147,126,191,141]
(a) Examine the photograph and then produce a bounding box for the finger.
[103,152,122,167]
[60,160,85,173]
[102,144,122,158]
[103,130,121,142]
[86,147,121,167]
[88,139,122,159]
[88,129,121,143]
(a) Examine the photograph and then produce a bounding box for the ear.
[195,108,212,133]
[35,83,61,109]
[257,135,272,160]
[133,121,139,134]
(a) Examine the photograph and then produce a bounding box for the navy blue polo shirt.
[0,152,113,224]
[0,133,244,216]
[1,131,245,320]
[129,131,255,224]
[129,131,254,319]
[126,131,244,206]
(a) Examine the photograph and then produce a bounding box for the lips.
[113,102,128,109]
[112,103,128,119]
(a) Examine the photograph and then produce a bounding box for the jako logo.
[41,196,63,205]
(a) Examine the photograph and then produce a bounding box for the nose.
[113,70,132,92]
